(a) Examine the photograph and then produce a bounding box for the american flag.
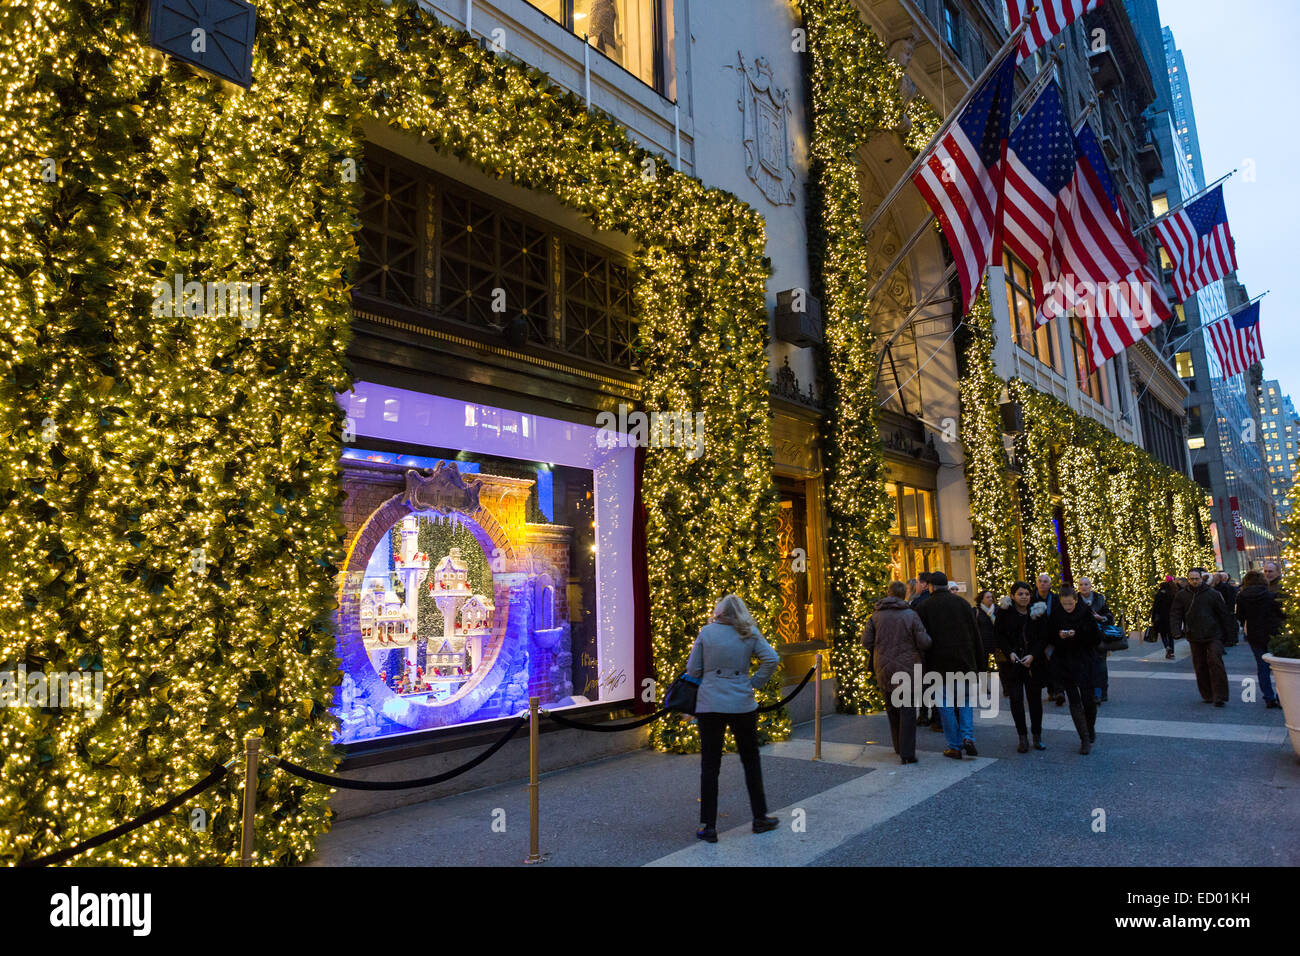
[1003,83,1077,308]
[1071,120,1172,363]
[912,55,1017,315]
[1008,0,1103,62]
[1153,184,1239,301]
[1002,84,1149,369]
[1207,301,1264,380]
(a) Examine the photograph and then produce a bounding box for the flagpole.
[871,262,958,390]
[1128,291,1268,410]
[1131,168,1238,237]
[864,52,1060,304]
[859,11,1036,243]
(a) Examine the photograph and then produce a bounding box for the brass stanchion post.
[239,735,259,867]
[524,697,542,864]
[813,654,823,761]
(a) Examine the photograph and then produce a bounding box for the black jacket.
[1214,582,1238,616]
[1235,584,1284,651]
[1151,585,1176,636]
[973,604,996,667]
[1032,601,1100,686]
[1078,589,1113,626]
[991,604,1044,683]
[1170,584,1235,644]
[916,589,981,675]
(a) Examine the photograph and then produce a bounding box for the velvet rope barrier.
[273,715,527,791]
[20,762,233,867]
[756,666,815,713]
[544,666,817,730]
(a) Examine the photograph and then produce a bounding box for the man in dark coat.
[1170,567,1235,706]
[1030,573,1065,706]
[916,572,983,759]
[1235,569,1283,709]
[863,581,933,763]
[911,571,936,727]
[1078,577,1113,704]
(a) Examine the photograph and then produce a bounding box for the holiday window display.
[336,458,595,743]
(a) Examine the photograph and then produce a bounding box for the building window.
[1006,253,1057,370]
[1151,193,1169,218]
[1175,351,1194,379]
[1188,405,1203,436]
[526,0,668,94]
[357,147,640,371]
[943,0,963,52]
[1071,316,1104,405]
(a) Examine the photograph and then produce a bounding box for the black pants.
[698,711,767,827]
[1059,672,1097,736]
[1002,667,1042,736]
[884,700,917,760]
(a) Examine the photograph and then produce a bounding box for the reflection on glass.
[916,489,934,539]
[885,481,900,534]
[573,0,659,88]
[901,487,919,538]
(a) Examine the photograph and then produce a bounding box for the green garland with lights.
[957,291,1020,593]
[0,0,783,864]
[1275,480,1300,658]
[801,0,940,713]
[996,380,1215,629]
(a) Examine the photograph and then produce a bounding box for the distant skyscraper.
[1260,381,1300,520]
[1163,26,1205,190]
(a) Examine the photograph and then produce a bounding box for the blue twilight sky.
[1160,0,1300,406]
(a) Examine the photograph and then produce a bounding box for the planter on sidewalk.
[1263,653,1300,760]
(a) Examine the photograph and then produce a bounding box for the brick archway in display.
[337,469,536,730]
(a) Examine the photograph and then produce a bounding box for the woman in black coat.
[973,590,997,671]
[1152,580,1177,659]
[1031,586,1101,754]
[1235,569,1283,708]
[991,582,1046,753]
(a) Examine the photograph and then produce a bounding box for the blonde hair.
[713,593,758,639]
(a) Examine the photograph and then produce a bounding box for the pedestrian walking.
[916,571,983,759]
[686,594,780,843]
[1033,585,1101,754]
[1169,568,1235,707]
[911,571,938,729]
[973,589,997,672]
[906,577,919,603]
[1030,573,1065,707]
[1235,569,1283,709]
[993,582,1046,752]
[1152,578,1177,659]
[863,581,932,764]
[1078,577,1113,704]
[911,571,933,610]
[1263,560,1282,594]
[1213,573,1240,645]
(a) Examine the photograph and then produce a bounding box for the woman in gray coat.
[863,580,932,764]
[685,594,780,843]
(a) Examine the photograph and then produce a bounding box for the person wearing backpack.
[685,593,780,843]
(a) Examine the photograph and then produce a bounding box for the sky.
[1160,0,1300,406]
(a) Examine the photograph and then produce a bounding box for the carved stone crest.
[402,461,482,515]
[737,52,796,206]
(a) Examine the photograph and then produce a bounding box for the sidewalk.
[309,640,1299,866]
